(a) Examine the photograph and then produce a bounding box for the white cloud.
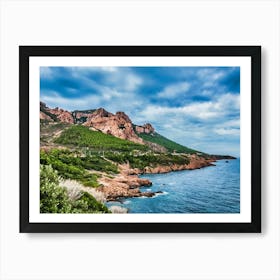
[124,73,142,91]
[41,91,103,110]
[197,68,227,87]
[214,128,240,136]
[41,88,144,114]
[157,82,190,99]
[63,67,143,92]
[222,119,240,128]
[139,93,239,121]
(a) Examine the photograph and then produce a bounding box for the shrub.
[60,179,106,203]
[40,165,110,214]
[40,149,101,187]
[40,165,72,213]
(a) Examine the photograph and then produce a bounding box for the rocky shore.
[97,155,228,201]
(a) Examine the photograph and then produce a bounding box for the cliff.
[40,103,150,145]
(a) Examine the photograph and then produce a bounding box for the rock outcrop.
[40,103,148,145]
[40,111,54,122]
[83,109,144,144]
[49,108,74,124]
[40,102,74,124]
[97,173,154,201]
[135,123,155,134]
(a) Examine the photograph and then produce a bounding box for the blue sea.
[106,159,240,213]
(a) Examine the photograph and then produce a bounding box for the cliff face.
[40,111,53,122]
[40,102,74,124]
[135,123,155,134]
[83,109,144,144]
[40,103,155,145]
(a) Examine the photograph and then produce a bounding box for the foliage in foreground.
[40,165,110,213]
[40,149,119,187]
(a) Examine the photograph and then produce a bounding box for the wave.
[152,191,169,198]
[123,200,131,204]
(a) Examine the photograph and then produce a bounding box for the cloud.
[83,67,143,92]
[139,93,239,122]
[197,68,227,87]
[157,82,190,99]
[41,67,143,96]
[222,119,240,128]
[214,128,240,136]
[40,90,103,110]
[123,73,142,91]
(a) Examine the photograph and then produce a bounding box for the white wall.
[0,1,279,279]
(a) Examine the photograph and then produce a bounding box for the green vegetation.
[40,122,72,144]
[105,151,190,170]
[40,165,110,213]
[40,149,118,187]
[55,125,149,152]
[137,132,198,154]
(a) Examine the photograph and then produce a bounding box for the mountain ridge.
[40,101,236,159]
[40,102,198,154]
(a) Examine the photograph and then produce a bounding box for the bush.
[40,165,72,213]
[40,149,101,187]
[104,151,190,170]
[40,165,110,214]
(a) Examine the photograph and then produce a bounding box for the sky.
[40,66,240,157]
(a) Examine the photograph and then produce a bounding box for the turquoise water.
[106,159,240,213]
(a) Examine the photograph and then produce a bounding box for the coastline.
[97,155,235,201]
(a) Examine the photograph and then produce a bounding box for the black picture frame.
[20,46,261,233]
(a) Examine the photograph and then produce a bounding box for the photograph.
[19,46,261,232]
[39,66,240,214]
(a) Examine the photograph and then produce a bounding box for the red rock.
[40,111,53,122]
[40,102,74,124]
[135,123,155,134]
[83,110,144,144]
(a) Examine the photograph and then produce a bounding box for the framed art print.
[19,46,261,233]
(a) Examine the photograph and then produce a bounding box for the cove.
[106,159,240,213]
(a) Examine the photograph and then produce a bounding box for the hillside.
[54,125,148,152]
[40,102,198,154]
[137,131,198,154]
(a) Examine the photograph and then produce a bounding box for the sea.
[106,159,240,213]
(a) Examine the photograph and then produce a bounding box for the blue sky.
[40,66,240,156]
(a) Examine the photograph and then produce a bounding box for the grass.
[137,132,198,154]
[55,125,149,152]
[104,151,190,170]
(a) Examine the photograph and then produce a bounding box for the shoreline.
[97,156,235,201]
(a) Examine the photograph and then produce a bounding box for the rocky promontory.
[96,154,227,201]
